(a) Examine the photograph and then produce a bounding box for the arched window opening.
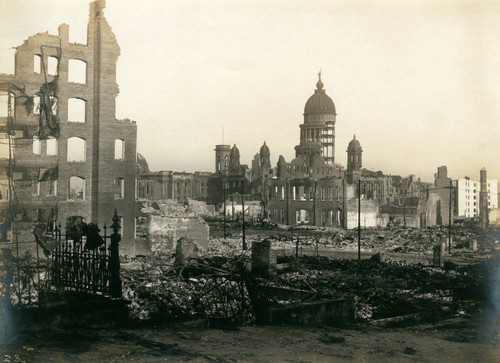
[296,209,309,224]
[68,59,87,84]
[68,98,86,122]
[67,137,86,162]
[114,139,124,160]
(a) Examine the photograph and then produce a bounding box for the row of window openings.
[31,97,86,122]
[32,177,125,200]
[465,194,492,200]
[273,186,339,201]
[34,56,86,84]
[286,166,335,174]
[0,94,86,122]
[33,137,125,160]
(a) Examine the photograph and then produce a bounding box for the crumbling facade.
[207,144,250,206]
[0,0,137,253]
[137,170,210,202]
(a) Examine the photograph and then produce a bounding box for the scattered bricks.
[433,242,446,267]
[251,239,277,277]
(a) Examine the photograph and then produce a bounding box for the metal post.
[223,182,226,239]
[296,236,299,259]
[14,229,21,302]
[342,179,346,229]
[403,198,406,229]
[448,180,452,254]
[109,209,122,299]
[358,179,361,260]
[242,196,246,250]
[231,195,234,221]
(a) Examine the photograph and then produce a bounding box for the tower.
[259,141,271,169]
[295,72,337,164]
[480,167,489,229]
[214,144,231,174]
[229,144,240,175]
[346,135,362,184]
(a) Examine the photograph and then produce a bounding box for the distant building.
[207,144,250,206]
[137,162,210,202]
[456,176,498,218]
[268,75,345,227]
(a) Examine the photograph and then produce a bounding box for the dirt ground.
[3,319,499,363]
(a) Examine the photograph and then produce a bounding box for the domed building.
[346,135,363,184]
[295,72,336,164]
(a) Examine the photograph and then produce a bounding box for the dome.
[304,73,336,115]
[230,144,240,156]
[348,135,362,150]
[136,153,149,174]
[260,141,270,155]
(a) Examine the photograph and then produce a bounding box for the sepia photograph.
[0,0,499,361]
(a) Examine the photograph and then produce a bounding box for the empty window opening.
[48,180,57,196]
[0,48,15,75]
[33,136,41,155]
[33,95,40,114]
[68,98,86,122]
[50,96,58,114]
[0,140,8,159]
[0,92,11,117]
[33,180,40,196]
[68,176,85,200]
[114,177,125,199]
[34,55,42,74]
[67,137,86,162]
[48,56,58,76]
[46,137,57,156]
[296,209,309,224]
[114,139,124,160]
[68,59,87,84]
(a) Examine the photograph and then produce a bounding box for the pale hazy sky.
[1,0,499,182]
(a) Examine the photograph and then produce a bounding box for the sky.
[1,0,499,183]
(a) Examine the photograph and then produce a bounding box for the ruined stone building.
[207,144,250,206]
[249,142,273,214]
[0,0,137,253]
[260,74,447,229]
[267,75,345,226]
[137,170,211,202]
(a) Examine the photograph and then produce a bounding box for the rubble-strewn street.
[3,322,500,362]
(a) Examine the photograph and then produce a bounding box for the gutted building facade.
[0,0,137,253]
[137,170,211,202]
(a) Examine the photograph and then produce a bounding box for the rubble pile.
[207,221,483,255]
[121,243,253,324]
[268,256,487,321]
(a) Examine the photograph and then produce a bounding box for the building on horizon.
[455,175,498,219]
